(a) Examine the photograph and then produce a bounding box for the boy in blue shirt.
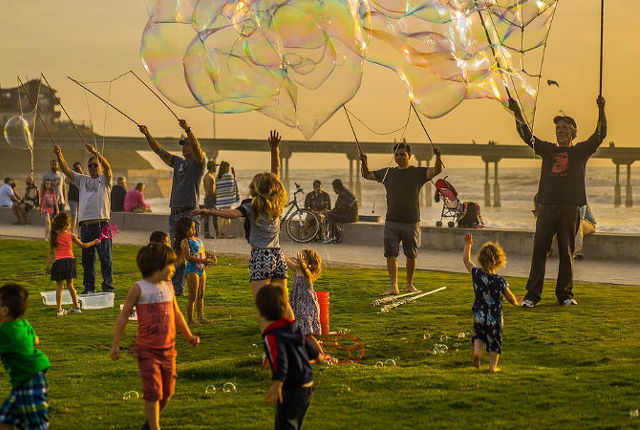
[0,284,51,429]
[256,283,324,430]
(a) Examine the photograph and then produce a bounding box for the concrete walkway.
[1,224,637,286]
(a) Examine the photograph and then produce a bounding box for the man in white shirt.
[54,144,114,293]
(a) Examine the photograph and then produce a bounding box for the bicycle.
[281,183,321,243]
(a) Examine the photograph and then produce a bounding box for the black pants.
[275,385,313,430]
[525,204,579,303]
[325,212,355,242]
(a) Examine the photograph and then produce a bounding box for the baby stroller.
[434,177,461,228]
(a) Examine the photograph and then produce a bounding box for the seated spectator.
[304,179,331,239]
[574,203,596,260]
[323,179,358,243]
[110,176,127,212]
[15,177,39,225]
[0,177,15,208]
[124,183,152,213]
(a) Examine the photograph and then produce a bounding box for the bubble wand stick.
[129,70,180,121]
[41,74,93,149]
[68,76,140,126]
[16,77,57,146]
[599,0,605,98]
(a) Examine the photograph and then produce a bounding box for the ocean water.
[146,167,640,234]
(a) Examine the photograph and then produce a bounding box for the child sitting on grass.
[173,217,216,325]
[111,243,200,430]
[256,283,324,430]
[0,283,51,429]
[45,213,100,316]
[286,250,324,353]
[462,233,519,373]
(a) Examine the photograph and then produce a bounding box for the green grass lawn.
[0,238,638,429]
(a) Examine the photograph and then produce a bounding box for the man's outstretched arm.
[426,148,443,181]
[508,98,538,150]
[179,119,204,164]
[53,146,74,182]
[139,125,174,167]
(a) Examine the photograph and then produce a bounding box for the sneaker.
[559,298,577,306]
[68,307,82,314]
[573,253,584,260]
[521,299,538,308]
[321,236,336,244]
[56,309,67,316]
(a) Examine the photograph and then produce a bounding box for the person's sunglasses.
[88,163,99,168]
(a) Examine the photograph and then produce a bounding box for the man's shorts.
[0,372,49,430]
[383,221,420,258]
[137,346,177,403]
[249,248,287,281]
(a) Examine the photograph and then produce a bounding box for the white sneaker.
[56,309,67,316]
[321,237,336,244]
[521,299,537,308]
[68,307,82,314]
[560,298,577,306]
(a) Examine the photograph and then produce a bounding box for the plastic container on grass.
[77,292,115,310]
[119,304,138,321]
[40,290,74,306]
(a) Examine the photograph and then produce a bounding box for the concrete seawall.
[3,208,638,261]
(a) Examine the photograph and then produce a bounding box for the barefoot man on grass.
[361,141,443,296]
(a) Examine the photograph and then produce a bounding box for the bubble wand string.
[129,70,181,121]
[68,76,140,126]
[41,74,93,149]
[410,103,444,169]
[16,77,57,146]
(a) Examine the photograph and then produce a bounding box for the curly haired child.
[463,233,519,373]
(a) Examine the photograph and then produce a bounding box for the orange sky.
[1,0,637,169]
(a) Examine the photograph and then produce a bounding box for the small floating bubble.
[384,359,396,366]
[223,382,237,393]
[122,391,139,400]
[375,361,385,367]
[204,385,216,394]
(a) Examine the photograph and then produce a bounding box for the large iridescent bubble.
[141,0,557,136]
[142,0,370,138]
[3,116,34,150]
[364,0,558,127]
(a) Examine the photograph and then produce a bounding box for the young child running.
[0,283,51,429]
[286,250,324,353]
[173,217,216,325]
[45,213,100,316]
[463,233,519,373]
[256,283,324,430]
[192,130,292,330]
[40,179,58,240]
[111,243,200,430]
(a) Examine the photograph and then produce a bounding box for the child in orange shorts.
[111,243,199,430]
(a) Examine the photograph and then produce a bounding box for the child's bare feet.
[198,317,212,324]
[472,354,481,369]
[380,287,399,296]
[188,319,198,326]
[406,284,419,293]
[489,367,501,373]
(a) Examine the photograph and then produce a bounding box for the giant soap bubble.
[141,0,557,136]
[3,116,34,150]
[142,0,370,138]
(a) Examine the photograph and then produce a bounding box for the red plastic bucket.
[315,291,330,335]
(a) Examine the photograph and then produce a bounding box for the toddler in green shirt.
[0,284,50,429]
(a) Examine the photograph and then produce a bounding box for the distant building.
[0,79,60,128]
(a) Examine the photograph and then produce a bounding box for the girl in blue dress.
[463,233,520,373]
[174,217,216,325]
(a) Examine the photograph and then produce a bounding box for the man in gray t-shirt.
[361,141,442,296]
[139,119,205,295]
[42,160,67,213]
